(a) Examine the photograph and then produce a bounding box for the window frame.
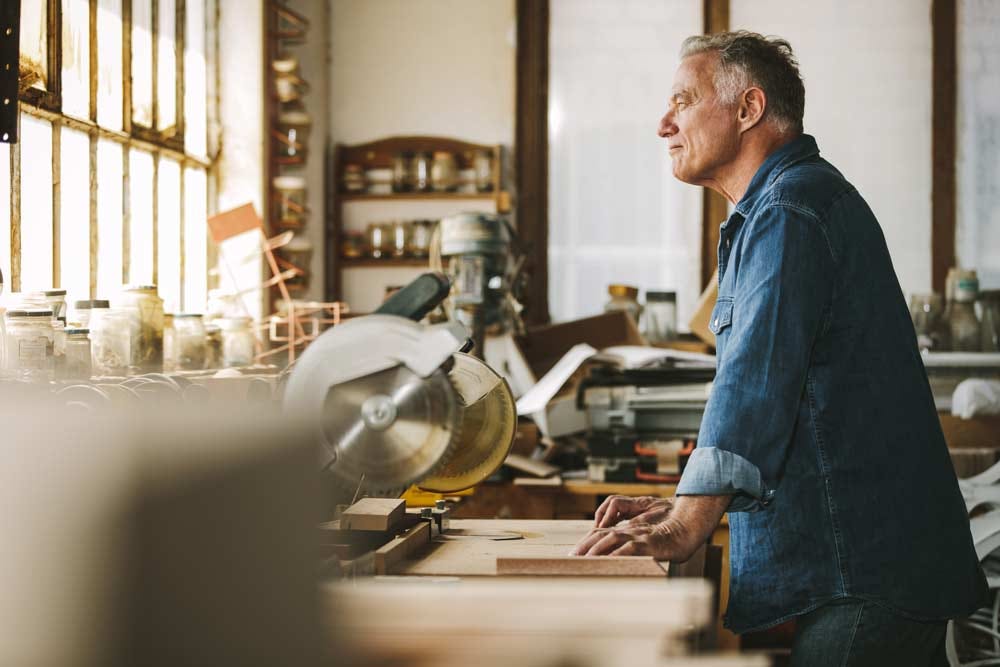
[10,0,217,306]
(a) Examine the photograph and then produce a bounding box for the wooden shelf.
[339,257,431,268]
[339,191,500,202]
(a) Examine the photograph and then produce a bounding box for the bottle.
[949,270,981,352]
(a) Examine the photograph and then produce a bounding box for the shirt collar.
[731,133,820,219]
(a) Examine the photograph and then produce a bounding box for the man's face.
[658,52,741,185]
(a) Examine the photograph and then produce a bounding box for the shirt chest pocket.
[709,298,734,336]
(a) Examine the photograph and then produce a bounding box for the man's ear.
[738,86,767,132]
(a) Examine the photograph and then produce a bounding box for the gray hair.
[680,31,805,135]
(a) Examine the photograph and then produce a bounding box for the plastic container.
[63,328,92,380]
[4,308,54,380]
[117,285,164,372]
[173,313,207,371]
[218,316,255,367]
[643,291,678,343]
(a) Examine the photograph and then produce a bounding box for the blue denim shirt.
[676,134,988,634]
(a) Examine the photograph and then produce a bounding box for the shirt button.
[714,318,719,326]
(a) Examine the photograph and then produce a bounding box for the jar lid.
[6,308,54,318]
[173,313,204,318]
[279,111,311,125]
[42,289,67,297]
[65,328,90,335]
[608,284,639,299]
[273,175,307,189]
[124,284,158,292]
[646,291,676,302]
[75,299,110,309]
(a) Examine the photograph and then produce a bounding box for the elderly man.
[572,31,986,665]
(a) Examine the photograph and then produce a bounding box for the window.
[9,0,217,312]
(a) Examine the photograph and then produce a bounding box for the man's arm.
[571,494,730,561]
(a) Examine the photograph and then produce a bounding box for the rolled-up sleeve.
[677,203,835,512]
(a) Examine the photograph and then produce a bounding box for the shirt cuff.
[676,446,775,512]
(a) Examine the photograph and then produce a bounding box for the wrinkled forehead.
[672,51,719,97]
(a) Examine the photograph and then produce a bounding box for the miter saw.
[283,273,517,509]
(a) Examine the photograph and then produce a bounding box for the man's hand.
[572,494,731,562]
[593,495,674,528]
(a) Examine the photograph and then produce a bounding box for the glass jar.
[205,324,223,369]
[282,237,313,293]
[980,290,1000,353]
[273,176,308,229]
[218,316,255,367]
[163,313,177,371]
[392,152,412,192]
[90,307,133,376]
[474,150,494,192]
[342,164,366,193]
[42,288,68,323]
[52,319,66,377]
[391,221,409,257]
[274,111,311,162]
[909,293,944,352]
[410,152,432,192]
[406,219,434,257]
[430,151,458,192]
[368,222,391,259]
[604,284,642,324]
[643,291,678,343]
[173,313,207,371]
[63,328,92,380]
[72,299,110,328]
[339,230,367,259]
[117,285,164,372]
[4,309,55,380]
[949,270,981,352]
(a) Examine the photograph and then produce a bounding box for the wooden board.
[396,519,670,577]
[340,498,405,532]
[375,521,431,575]
[497,555,667,577]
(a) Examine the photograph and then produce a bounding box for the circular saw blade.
[417,353,516,493]
[321,364,461,494]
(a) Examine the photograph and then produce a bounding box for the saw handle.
[375,272,452,322]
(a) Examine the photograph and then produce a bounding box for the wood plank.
[375,520,431,575]
[497,556,668,577]
[340,498,405,532]
[931,0,957,294]
[700,0,730,290]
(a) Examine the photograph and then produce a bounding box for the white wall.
[957,0,1000,289]
[328,0,516,312]
[731,0,933,301]
[330,0,516,145]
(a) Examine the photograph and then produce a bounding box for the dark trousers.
[789,598,948,667]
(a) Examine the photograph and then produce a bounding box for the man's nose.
[658,111,675,138]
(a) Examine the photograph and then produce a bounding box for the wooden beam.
[340,498,406,532]
[931,0,957,294]
[700,0,730,290]
[515,0,550,325]
[497,556,669,577]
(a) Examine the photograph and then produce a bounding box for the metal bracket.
[0,0,19,143]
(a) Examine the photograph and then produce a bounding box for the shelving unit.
[327,136,510,312]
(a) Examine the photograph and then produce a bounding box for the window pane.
[128,149,154,284]
[157,0,177,130]
[156,158,181,311]
[61,0,91,118]
[97,140,124,297]
[20,115,54,291]
[0,144,9,287]
[184,0,208,156]
[19,0,48,90]
[97,0,124,131]
[59,128,91,304]
[183,167,207,312]
[132,0,154,127]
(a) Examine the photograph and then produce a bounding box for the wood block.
[375,521,431,575]
[504,453,560,478]
[496,556,668,577]
[340,498,405,532]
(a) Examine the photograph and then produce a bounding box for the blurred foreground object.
[0,393,320,666]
